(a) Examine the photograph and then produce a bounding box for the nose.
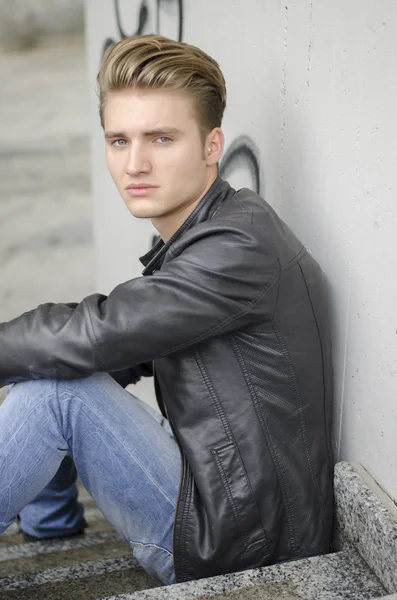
[125,143,151,176]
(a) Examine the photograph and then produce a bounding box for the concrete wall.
[84,0,397,500]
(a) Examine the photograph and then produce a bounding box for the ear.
[205,128,225,166]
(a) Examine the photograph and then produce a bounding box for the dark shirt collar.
[139,177,233,274]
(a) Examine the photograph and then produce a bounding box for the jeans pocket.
[129,539,175,585]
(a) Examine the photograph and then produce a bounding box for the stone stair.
[0,464,395,600]
[0,487,160,599]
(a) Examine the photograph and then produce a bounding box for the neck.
[152,171,218,242]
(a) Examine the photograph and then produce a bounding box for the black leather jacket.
[0,177,333,582]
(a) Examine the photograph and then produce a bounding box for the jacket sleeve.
[0,220,279,387]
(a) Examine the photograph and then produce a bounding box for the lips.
[125,184,157,190]
[125,184,158,197]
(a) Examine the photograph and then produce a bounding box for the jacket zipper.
[153,362,185,582]
[171,436,184,581]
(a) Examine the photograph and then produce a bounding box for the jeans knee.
[6,378,57,404]
[57,372,113,395]
[3,379,61,433]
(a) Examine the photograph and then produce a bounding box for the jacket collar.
[139,176,233,275]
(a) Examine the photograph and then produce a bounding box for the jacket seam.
[194,351,232,441]
[297,262,333,469]
[195,351,270,551]
[269,318,327,528]
[228,193,253,219]
[195,190,280,267]
[223,196,278,257]
[228,333,297,552]
[221,191,250,218]
[223,194,277,255]
[282,247,307,271]
[209,197,225,220]
[229,205,305,275]
[85,302,103,369]
[157,268,279,358]
[211,449,251,551]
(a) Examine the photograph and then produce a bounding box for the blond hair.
[97,34,227,142]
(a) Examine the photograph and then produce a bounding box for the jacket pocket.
[211,441,269,553]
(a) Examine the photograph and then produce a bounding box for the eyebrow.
[104,127,182,140]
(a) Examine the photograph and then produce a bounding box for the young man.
[0,35,333,585]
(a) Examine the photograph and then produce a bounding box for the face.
[104,88,223,237]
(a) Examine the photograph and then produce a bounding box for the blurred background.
[0,0,94,325]
[0,0,95,406]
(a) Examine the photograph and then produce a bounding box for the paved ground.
[0,38,94,399]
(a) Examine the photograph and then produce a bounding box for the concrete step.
[0,477,392,600]
[0,525,387,600]
[99,549,387,600]
[0,531,125,575]
[0,489,158,599]
[0,505,113,548]
[0,555,160,599]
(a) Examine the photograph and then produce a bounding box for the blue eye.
[156,136,172,144]
[114,139,127,146]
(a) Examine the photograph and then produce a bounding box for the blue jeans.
[0,373,181,585]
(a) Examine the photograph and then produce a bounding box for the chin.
[123,197,157,218]
[126,203,164,220]
[127,207,157,219]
